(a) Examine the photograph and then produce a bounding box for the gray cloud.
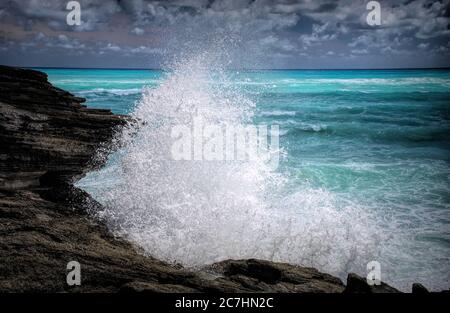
[0,0,449,68]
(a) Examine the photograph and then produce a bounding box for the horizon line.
[16,65,450,71]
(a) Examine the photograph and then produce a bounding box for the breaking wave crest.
[78,51,381,283]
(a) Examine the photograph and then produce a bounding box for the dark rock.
[217,259,282,284]
[120,281,199,293]
[343,273,400,293]
[0,188,208,292]
[412,283,429,294]
[0,65,125,189]
[206,259,345,292]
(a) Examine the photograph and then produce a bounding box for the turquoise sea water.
[42,68,450,290]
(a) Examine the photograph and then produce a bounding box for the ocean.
[41,67,450,291]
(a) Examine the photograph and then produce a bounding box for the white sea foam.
[77,88,142,96]
[260,110,297,117]
[78,51,384,284]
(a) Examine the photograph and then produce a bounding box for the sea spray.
[78,52,381,281]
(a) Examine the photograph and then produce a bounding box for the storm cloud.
[0,0,449,68]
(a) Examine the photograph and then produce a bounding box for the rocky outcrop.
[0,65,410,293]
[205,259,345,293]
[343,273,400,293]
[412,283,430,294]
[0,65,125,189]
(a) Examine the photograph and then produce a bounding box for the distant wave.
[260,110,296,117]
[286,124,329,135]
[235,77,450,87]
[55,79,159,84]
[300,77,450,85]
[77,88,142,96]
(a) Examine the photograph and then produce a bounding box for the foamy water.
[42,61,450,292]
[76,55,380,284]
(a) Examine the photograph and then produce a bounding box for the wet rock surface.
[343,273,400,293]
[0,65,125,189]
[205,259,345,293]
[0,65,416,293]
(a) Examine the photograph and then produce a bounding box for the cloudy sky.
[1,0,449,69]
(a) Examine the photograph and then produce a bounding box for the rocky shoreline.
[0,65,433,293]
